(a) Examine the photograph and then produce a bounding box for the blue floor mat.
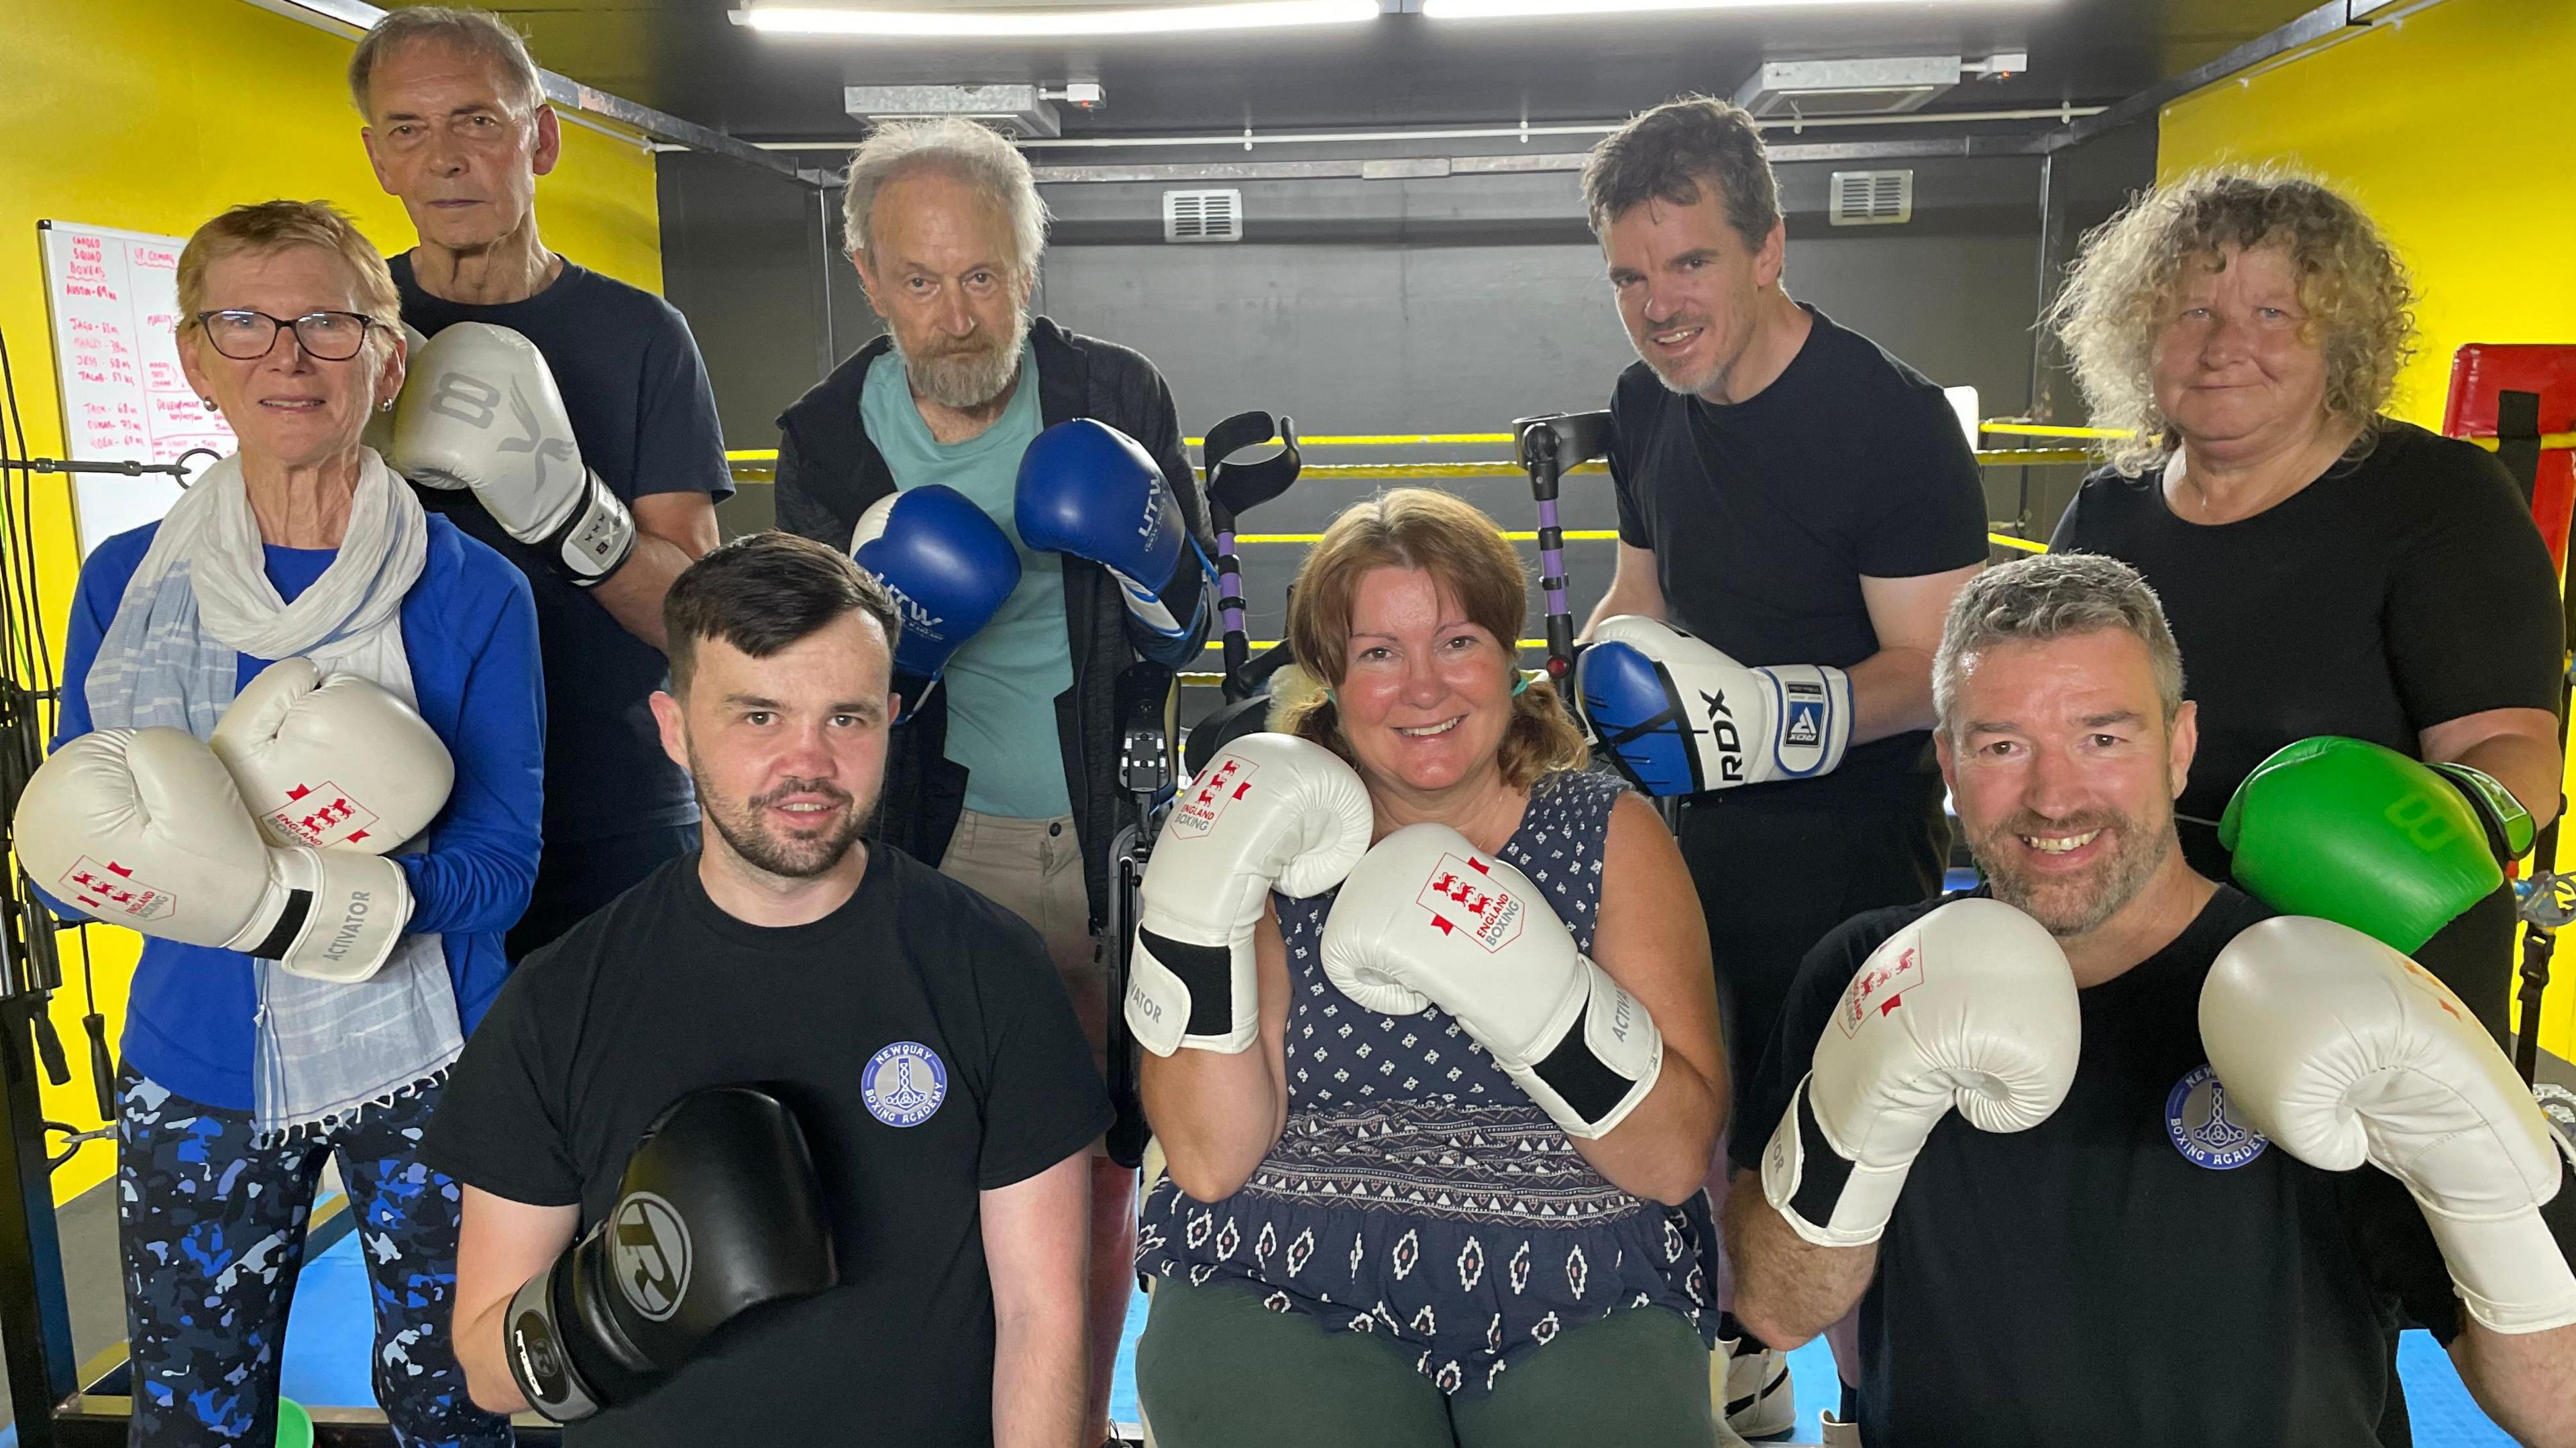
[1758,1327,2506,1445]
[10,1231,2508,1445]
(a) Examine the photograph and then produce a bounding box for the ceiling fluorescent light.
[1426,0,2047,16]
[738,2,1380,37]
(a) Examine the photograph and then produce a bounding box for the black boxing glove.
[504,1087,837,1421]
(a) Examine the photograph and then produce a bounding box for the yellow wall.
[0,0,664,1201]
[2159,0,2576,1059]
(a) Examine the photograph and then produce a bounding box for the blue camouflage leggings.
[117,1072,511,1447]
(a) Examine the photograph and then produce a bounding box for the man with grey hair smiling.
[1715,551,2576,1447]
[773,115,1210,1447]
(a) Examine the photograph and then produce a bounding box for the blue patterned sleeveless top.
[1136,768,1715,1396]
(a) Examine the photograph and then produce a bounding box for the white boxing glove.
[1762,898,2082,1247]
[211,659,454,853]
[1578,615,1850,794]
[391,323,635,586]
[1320,823,1662,1139]
[1126,733,1372,1056]
[15,729,412,983]
[2202,916,2576,1334]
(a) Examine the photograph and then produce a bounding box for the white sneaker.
[1713,1335,1794,1440]
[1820,1409,1863,1447]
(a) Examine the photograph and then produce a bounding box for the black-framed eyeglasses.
[193,309,376,362]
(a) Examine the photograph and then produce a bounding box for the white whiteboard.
[38,220,233,556]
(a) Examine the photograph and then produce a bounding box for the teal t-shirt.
[861,343,1073,819]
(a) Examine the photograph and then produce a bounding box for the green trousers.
[1136,1278,1722,1448]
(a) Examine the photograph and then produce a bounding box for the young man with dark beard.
[1720,553,2576,1447]
[423,533,1109,1446]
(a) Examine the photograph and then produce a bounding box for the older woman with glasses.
[16,200,541,1445]
[2046,168,2562,1045]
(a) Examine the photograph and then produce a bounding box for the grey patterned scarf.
[85,451,461,1137]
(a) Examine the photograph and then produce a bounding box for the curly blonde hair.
[1279,488,1590,790]
[2045,166,2416,474]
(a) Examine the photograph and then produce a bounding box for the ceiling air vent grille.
[1163,188,1242,243]
[1829,170,1913,227]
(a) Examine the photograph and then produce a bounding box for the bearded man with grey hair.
[772,115,1210,1446]
[1716,551,2576,1447]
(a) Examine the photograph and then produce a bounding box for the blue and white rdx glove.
[1576,615,1850,795]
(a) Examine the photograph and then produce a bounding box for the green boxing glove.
[2220,736,2532,953]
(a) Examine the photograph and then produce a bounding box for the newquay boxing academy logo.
[1837,942,1923,1039]
[1171,753,1257,839]
[611,1190,694,1323]
[1417,852,1524,952]
[863,1040,949,1127]
[2165,1064,2267,1170]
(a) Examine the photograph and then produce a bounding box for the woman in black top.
[2047,168,2562,1042]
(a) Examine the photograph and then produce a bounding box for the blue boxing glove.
[1576,615,1849,795]
[1015,419,1202,643]
[851,484,1021,718]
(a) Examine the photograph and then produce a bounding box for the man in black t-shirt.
[352,10,729,957]
[423,535,1108,1447]
[1574,97,1990,1432]
[1724,554,2576,1447]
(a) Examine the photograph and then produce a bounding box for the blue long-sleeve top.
[49,515,545,1111]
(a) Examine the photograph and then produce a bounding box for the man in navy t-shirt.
[352,9,729,954]
[1574,97,1990,1435]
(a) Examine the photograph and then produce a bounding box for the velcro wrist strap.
[2430,762,2536,861]
[506,1264,602,1423]
[1112,566,1187,638]
[547,471,637,587]
[1133,929,1254,1053]
[1525,962,1662,1138]
[2427,1203,2576,1334]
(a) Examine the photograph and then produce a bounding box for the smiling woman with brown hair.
[1127,487,1730,1448]
[2047,166,2563,1044]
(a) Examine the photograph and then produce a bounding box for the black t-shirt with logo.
[1606,306,1990,807]
[1727,885,2557,1448]
[421,848,1111,1447]
[394,254,733,842]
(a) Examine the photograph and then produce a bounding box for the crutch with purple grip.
[1199,410,1302,702]
[1511,411,1615,685]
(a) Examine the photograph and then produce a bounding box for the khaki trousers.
[938,810,1109,1080]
